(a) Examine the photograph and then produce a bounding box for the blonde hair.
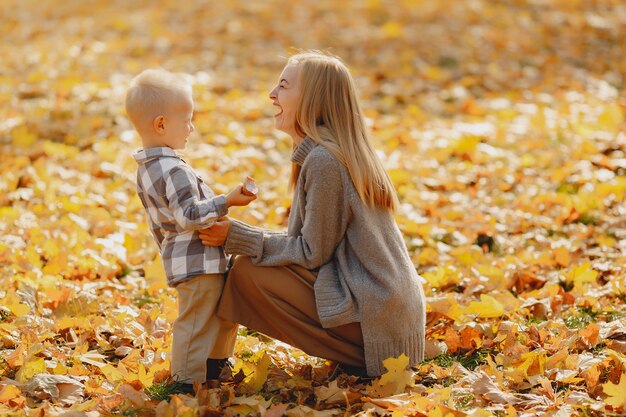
[288,51,398,211]
[125,69,192,132]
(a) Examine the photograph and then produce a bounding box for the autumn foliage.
[1,0,625,416]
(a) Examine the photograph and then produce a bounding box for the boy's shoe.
[172,359,233,393]
[173,382,196,395]
[206,358,233,381]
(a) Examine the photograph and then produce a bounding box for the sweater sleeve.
[225,152,350,269]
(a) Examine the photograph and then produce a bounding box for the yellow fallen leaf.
[516,350,547,378]
[234,351,272,392]
[596,234,616,248]
[466,294,505,318]
[598,103,624,129]
[52,360,69,375]
[0,385,22,404]
[381,21,403,38]
[2,293,30,317]
[11,125,37,148]
[427,406,457,417]
[603,373,626,410]
[15,357,46,383]
[388,168,412,185]
[376,354,414,395]
[452,136,480,154]
[137,364,154,388]
[247,352,271,392]
[0,207,19,220]
[416,247,439,266]
[553,246,571,267]
[565,263,598,292]
[0,384,25,408]
[422,266,459,289]
[143,254,167,284]
[447,301,465,323]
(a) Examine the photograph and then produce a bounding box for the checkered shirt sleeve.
[133,147,228,286]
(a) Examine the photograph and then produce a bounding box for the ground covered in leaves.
[1,0,626,416]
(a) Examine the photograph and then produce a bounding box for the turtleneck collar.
[290,137,317,166]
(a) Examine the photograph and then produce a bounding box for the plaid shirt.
[133,147,228,286]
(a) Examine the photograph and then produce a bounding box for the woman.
[199,51,425,377]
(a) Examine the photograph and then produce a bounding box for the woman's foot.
[328,362,373,383]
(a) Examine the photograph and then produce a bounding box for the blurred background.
[1,0,624,288]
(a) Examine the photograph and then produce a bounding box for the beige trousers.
[171,273,238,384]
[217,256,365,368]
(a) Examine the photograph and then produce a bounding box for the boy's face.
[162,95,195,150]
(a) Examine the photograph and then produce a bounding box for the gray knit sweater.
[224,137,426,376]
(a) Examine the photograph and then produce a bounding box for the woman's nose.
[269,86,277,100]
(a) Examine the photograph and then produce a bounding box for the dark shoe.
[173,382,196,395]
[206,358,233,381]
[328,363,373,383]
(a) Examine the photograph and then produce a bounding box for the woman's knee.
[228,256,258,291]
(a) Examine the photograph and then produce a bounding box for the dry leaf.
[466,371,520,405]
[24,374,85,405]
[603,373,626,410]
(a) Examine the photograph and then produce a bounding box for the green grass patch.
[564,307,624,329]
[423,348,493,371]
[145,376,188,401]
[133,291,160,308]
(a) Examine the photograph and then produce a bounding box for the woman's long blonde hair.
[288,51,398,211]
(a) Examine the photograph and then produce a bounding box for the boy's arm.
[151,223,165,251]
[164,165,228,230]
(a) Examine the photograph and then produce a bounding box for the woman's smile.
[273,102,283,117]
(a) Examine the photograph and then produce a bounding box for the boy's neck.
[140,134,170,151]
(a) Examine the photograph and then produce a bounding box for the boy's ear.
[153,115,166,135]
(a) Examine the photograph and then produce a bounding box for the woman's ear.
[153,115,166,135]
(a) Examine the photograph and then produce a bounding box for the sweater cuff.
[214,195,228,218]
[224,219,263,256]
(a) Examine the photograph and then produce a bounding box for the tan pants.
[172,273,238,384]
[217,256,365,368]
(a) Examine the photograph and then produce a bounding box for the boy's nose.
[190,123,195,132]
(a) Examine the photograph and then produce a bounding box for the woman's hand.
[199,216,232,246]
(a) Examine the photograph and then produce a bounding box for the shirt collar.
[132,147,182,164]
[291,137,317,166]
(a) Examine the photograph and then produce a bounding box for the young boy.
[126,69,254,393]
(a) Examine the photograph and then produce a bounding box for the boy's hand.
[226,184,256,207]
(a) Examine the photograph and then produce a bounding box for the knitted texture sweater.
[224,137,426,376]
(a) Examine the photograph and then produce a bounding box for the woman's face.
[269,63,302,141]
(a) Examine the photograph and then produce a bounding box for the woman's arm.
[223,151,351,269]
[198,219,286,246]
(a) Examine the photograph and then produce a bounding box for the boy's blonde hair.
[288,51,398,212]
[125,69,192,132]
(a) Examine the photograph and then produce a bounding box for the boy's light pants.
[171,273,238,384]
